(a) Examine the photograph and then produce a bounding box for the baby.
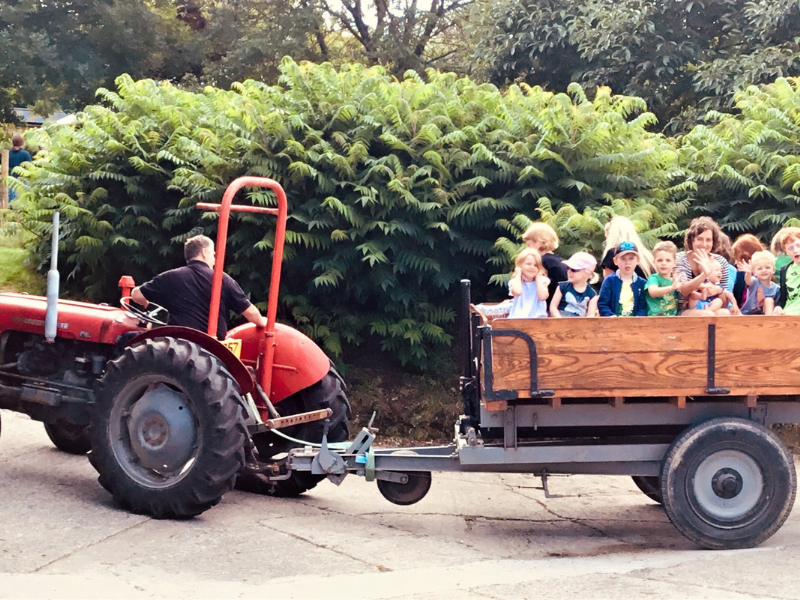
[508,248,550,319]
[737,250,779,315]
[688,262,738,315]
[549,251,599,317]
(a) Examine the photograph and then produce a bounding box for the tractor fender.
[226,322,331,403]
[124,327,254,395]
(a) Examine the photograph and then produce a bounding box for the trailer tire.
[44,421,91,455]
[237,369,350,497]
[377,472,432,506]
[661,417,796,550]
[89,337,246,518]
[631,476,662,504]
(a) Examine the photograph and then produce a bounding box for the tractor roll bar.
[196,176,288,397]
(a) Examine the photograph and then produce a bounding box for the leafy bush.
[680,77,800,242]
[13,59,684,367]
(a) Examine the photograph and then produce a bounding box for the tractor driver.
[131,235,267,339]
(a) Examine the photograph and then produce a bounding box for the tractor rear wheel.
[237,369,350,497]
[89,337,247,518]
[45,421,91,455]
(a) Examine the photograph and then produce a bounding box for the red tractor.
[0,177,350,517]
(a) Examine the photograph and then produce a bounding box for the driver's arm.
[131,286,149,308]
[241,304,267,328]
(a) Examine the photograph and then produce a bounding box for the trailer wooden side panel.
[488,316,800,399]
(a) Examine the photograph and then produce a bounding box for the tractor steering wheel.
[121,296,169,326]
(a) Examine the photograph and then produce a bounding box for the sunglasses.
[567,267,585,273]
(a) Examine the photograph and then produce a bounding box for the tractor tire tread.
[89,337,246,519]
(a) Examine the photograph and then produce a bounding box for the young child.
[549,251,599,317]
[522,222,567,303]
[507,248,550,319]
[687,262,737,315]
[737,250,780,315]
[598,241,648,316]
[644,241,683,316]
[775,227,800,315]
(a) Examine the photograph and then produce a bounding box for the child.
[601,216,655,278]
[549,251,599,317]
[644,241,683,316]
[508,248,550,319]
[522,222,567,303]
[732,233,764,306]
[598,241,648,316]
[737,250,780,315]
[775,227,800,315]
[771,230,793,274]
[687,262,737,315]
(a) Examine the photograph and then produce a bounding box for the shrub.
[13,59,684,367]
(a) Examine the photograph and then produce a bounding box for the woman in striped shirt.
[675,217,733,316]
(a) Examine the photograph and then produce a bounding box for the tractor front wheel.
[45,421,91,455]
[89,337,247,518]
[237,369,350,497]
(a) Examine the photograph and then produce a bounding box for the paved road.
[2,408,800,599]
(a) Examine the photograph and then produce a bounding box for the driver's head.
[184,235,215,268]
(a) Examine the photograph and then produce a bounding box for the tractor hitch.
[246,407,333,435]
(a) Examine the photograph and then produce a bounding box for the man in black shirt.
[131,235,266,339]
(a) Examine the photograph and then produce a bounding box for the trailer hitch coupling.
[311,420,347,484]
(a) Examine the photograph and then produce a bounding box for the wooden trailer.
[289,282,800,550]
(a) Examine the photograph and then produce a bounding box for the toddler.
[598,241,648,316]
[508,248,550,319]
[644,241,683,316]
[737,250,779,315]
[549,252,599,317]
[687,262,738,315]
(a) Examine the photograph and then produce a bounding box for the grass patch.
[0,228,46,295]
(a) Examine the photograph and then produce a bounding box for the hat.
[564,251,597,272]
[613,241,639,258]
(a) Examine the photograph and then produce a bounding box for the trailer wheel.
[89,337,246,518]
[237,369,351,497]
[44,421,91,455]
[377,472,432,506]
[661,417,796,550]
[631,476,662,504]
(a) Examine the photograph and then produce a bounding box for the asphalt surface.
[2,408,800,599]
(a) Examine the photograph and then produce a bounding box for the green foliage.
[470,0,800,131]
[14,60,684,368]
[680,77,800,241]
[0,227,45,294]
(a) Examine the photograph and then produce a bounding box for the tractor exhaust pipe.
[44,211,60,343]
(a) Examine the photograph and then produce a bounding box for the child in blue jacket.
[598,241,648,316]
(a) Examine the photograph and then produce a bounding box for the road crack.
[256,521,392,572]
[30,517,150,573]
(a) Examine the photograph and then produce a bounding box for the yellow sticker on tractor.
[221,338,242,358]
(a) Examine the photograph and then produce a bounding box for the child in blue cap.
[598,241,648,316]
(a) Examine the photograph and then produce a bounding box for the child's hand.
[774,306,784,315]
[537,274,550,286]
[736,259,752,274]
[513,267,522,278]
